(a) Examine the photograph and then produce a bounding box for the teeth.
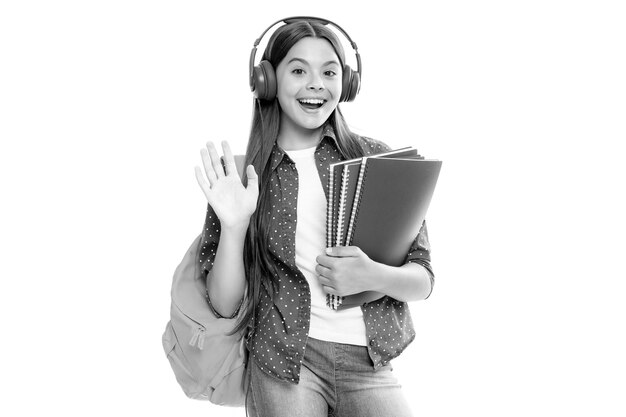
[299,99,325,104]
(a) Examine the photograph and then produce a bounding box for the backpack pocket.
[162,320,211,399]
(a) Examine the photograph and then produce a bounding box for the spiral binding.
[326,165,342,310]
[335,167,351,247]
[326,168,335,249]
[345,157,370,246]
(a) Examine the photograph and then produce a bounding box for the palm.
[206,174,258,229]
[195,141,259,230]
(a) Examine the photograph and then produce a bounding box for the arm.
[205,223,248,318]
[195,141,258,317]
[365,260,432,302]
[315,247,432,302]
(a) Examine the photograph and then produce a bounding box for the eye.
[324,70,337,77]
[292,68,305,75]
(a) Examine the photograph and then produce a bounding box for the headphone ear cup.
[341,65,360,102]
[252,60,277,101]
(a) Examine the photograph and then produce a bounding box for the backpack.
[162,234,248,406]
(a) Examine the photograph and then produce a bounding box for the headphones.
[249,16,362,102]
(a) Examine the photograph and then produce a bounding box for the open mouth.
[298,98,326,110]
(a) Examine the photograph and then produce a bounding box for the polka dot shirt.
[198,125,435,384]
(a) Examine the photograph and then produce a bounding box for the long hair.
[233,20,366,336]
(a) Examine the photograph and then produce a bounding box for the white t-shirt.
[284,146,367,346]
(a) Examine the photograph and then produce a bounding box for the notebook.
[347,156,442,265]
[326,147,417,249]
[326,149,442,309]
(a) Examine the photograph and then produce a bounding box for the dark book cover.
[348,157,442,266]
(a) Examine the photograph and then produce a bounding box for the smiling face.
[275,37,342,145]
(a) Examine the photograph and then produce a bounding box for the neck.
[277,121,323,151]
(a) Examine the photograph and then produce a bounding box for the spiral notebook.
[326,148,417,246]
[325,148,442,309]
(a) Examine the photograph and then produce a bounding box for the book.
[326,149,418,309]
[326,149,442,309]
[347,156,441,264]
[343,148,418,245]
[327,148,417,248]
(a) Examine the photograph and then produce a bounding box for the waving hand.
[194,141,259,230]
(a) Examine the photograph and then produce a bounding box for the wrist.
[367,260,387,293]
[221,222,250,240]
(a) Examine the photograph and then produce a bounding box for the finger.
[194,166,212,200]
[315,263,332,278]
[200,148,218,187]
[315,254,333,267]
[326,246,360,257]
[322,285,336,296]
[221,141,237,177]
[245,165,259,195]
[206,141,225,179]
[317,275,334,288]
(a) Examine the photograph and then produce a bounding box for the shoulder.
[355,135,392,155]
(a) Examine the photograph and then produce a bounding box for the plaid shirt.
[199,126,434,383]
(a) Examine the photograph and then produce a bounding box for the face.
[275,37,343,134]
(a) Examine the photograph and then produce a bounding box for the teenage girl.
[194,17,434,417]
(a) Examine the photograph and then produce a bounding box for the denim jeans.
[245,337,413,417]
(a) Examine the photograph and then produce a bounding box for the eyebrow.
[287,57,340,67]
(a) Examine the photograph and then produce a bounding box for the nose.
[307,73,325,91]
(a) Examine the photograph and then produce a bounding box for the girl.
[194,17,434,417]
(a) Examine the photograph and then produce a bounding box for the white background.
[1,1,625,416]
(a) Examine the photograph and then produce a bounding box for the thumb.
[245,164,259,193]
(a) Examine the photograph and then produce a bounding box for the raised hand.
[194,141,259,231]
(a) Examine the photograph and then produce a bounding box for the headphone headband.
[248,16,362,100]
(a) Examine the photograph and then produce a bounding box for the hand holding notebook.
[316,245,385,303]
